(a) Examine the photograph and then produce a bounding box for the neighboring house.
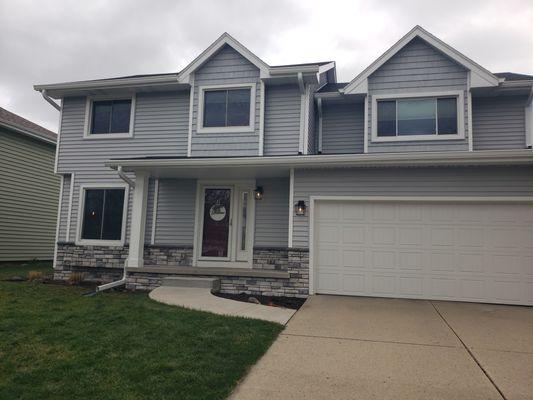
[0,107,59,261]
[35,26,533,305]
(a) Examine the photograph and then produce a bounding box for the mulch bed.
[214,292,306,310]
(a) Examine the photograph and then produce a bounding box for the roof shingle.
[0,107,56,143]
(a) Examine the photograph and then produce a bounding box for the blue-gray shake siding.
[191,45,261,157]
[291,166,533,248]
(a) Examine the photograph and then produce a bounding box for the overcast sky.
[1,0,532,131]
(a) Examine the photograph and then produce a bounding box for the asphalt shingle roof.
[494,72,533,81]
[0,107,56,143]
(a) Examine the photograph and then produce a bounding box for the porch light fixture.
[254,186,263,200]
[295,200,307,216]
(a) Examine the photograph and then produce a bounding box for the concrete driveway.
[230,295,533,400]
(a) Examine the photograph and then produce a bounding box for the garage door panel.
[315,200,533,305]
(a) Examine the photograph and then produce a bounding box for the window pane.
[398,99,436,135]
[240,192,248,251]
[227,89,251,126]
[101,189,125,240]
[377,101,396,136]
[204,90,227,127]
[82,189,104,239]
[110,100,131,133]
[91,101,112,134]
[437,98,457,134]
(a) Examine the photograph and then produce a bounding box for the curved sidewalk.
[149,286,296,325]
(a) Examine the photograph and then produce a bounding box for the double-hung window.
[198,85,254,132]
[79,187,127,244]
[85,96,134,138]
[374,93,462,140]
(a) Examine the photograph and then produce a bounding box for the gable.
[342,26,498,94]
[196,44,260,82]
[369,37,467,92]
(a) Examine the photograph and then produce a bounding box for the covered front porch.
[105,158,309,297]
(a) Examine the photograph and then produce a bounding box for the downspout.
[90,165,135,294]
[40,89,61,111]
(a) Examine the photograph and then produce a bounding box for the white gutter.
[40,89,61,111]
[107,149,533,171]
[95,165,136,293]
[117,165,135,188]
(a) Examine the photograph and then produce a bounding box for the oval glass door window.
[209,204,226,221]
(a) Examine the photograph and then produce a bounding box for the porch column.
[127,171,149,268]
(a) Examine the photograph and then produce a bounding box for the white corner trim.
[288,168,294,248]
[127,172,149,267]
[363,95,369,153]
[317,98,323,153]
[196,83,256,134]
[468,91,474,151]
[150,178,159,245]
[54,102,63,174]
[83,94,136,139]
[187,74,195,157]
[65,173,75,241]
[75,182,130,247]
[258,80,265,156]
[303,84,311,155]
[53,175,65,269]
[370,91,465,142]
[308,195,315,294]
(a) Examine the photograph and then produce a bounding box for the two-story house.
[35,26,533,305]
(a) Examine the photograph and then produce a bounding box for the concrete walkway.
[149,286,296,325]
[230,295,533,400]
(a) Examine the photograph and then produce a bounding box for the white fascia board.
[342,26,498,94]
[107,149,533,171]
[177,33,270,83]
[34,75,181,98]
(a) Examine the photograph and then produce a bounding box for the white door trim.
[193,179,256,268]
[308,195,533,295]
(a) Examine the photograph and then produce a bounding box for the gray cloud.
[1,0,531,131]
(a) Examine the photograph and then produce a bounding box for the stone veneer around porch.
[55,243,309,298]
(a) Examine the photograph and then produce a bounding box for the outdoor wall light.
[294,200,307,216]
[254,186,263,200]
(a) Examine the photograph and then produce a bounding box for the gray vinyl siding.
[191,45,261,156]
[321,102,364,154]
[57,174,71,241]
[263,84,301,155]
[473,95,528,150]
[254,178,289,247]
[0,129,59,261]
[367,37,469,153]
[292,166,533,247]
[154,179,196,246]
[58,91,189,245]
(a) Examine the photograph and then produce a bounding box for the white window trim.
[197,83,256,134]
[83,94,136,139]
[75,183,130,247]
[371,91,465,142]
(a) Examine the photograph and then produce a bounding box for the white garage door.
[314,200,533,305]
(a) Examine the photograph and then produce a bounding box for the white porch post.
[127,171,149,268]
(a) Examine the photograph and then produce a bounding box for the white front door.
[196,182,255,267]
[314,200,533,305]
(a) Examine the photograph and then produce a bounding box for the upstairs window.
[86,97,134,137]
[376,96,459,139]
[80,188,126,243]
[198,85,254,132]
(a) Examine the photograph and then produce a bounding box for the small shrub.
[27,271,43,282]
[68,272,86,285]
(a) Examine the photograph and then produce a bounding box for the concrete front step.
[162,276,220,291]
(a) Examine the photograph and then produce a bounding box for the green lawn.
[0,262,282,400]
